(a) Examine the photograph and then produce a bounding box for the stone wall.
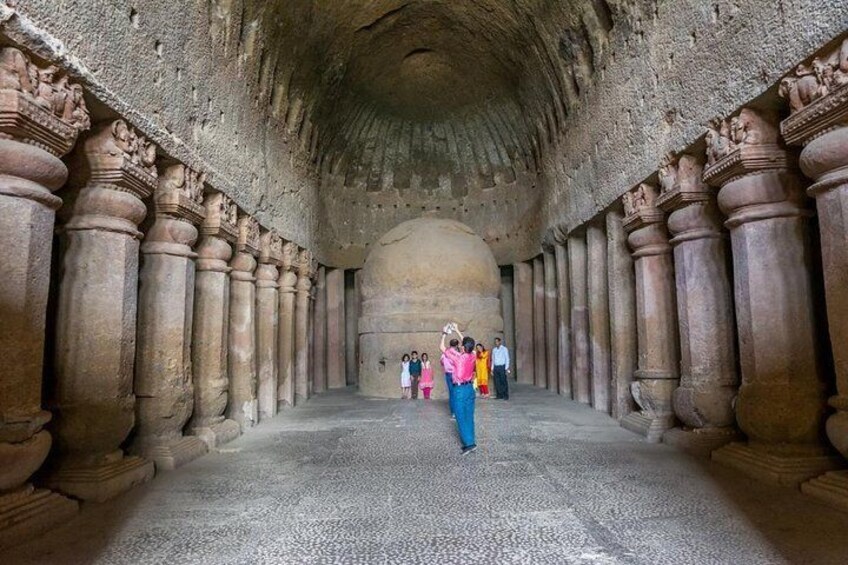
[541,0,848,236]
[3,1,319,250]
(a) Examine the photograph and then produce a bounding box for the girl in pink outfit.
[420,353,434,399]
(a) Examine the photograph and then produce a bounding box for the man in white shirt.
[491,337,511,400]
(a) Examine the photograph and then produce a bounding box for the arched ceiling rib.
[217,0,619,190]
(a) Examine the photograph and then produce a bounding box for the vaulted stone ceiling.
[236,0,615,191]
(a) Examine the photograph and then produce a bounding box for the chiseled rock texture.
[10,2,844,264]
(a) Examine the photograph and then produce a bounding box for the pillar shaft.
[0,47,87,544]
[312,266,328,393]
[512,262,534,384]
[532,256,547,388]
[658,154,740,454]
[554,242,572,398]
[587,222,611,413]
[706,108,839,485]
[188,193,240,448]
[567,235,590,404]
[345,270,360,386]
[51,120,156,500]
[133,164,208,471]
[326,268,346,389]
[227,215,260,429]
[294,251,315,404]
[257,231,282,420]
[606,211,636,420]
[500,267,516,359]
[277,243,299,409]
[543,250,559,394]
[782,47,848,503]
[620,183,679,442]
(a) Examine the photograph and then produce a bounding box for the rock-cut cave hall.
[2,1,848,563]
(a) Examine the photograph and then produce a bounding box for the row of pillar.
[0,46,331,546]
[526,36,848,512]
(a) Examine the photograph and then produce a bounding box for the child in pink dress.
[420,353,434,399]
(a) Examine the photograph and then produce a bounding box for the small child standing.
[400,354,411,399]
[420,353,434,399]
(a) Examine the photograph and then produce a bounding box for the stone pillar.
[294,250,315,403]
[567,234,590,404]
[654,153,740,454]
[512,261,534,384]
[50,120,156,501]
[257,230,282,421]
[782,47,848,504]
[606,210,637,420]
[276,243,299,410]
[308,258,319,397]
[705,108,839,485]
[0,49,88,542]
[587,222,611,413]
[620,183,679,442]
[532,256,547,388]
[227,214,260,428]
[500,267,516,356]
[344,270,360,386]
[187,192,240,448]
[312,266,327,393]
[543,248,559,394]
[132,164,209,471]
[326,268,346,389]
[553,240,572,398]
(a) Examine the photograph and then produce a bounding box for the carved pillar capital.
[656,153,723,244]
[196,192,237,273]
[142,163,206,257]
[230,213,259,280]
[257,229,282,289]
[0,46,89,157]
[622,183,670,258]
[61,120,158,238]
[702,108,808,229]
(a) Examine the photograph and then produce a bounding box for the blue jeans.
[445,373,455,415]
[453,383,476,448]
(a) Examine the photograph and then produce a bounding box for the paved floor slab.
[4,385,848,564]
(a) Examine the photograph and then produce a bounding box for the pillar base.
[802,471,848,512]
[662,427,741,457]
[0,485,78,549]
[712,442,843,487]
[189,419,241,450]
[137,436,208,472]
[620,411,674,443]
[48,455,154,502]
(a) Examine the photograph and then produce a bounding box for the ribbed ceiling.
[229,0,616,190]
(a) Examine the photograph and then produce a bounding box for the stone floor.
[5,385,848,565]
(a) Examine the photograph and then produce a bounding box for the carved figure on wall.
[296,249,314,278]
[780,38,848,113]
[706,118,736,166]
[0,47,34,93]
[35,66,59,111]
[65,84,90,131]
[0,46,90,132]
[226,199,238,227]
[658,152,678,194]
[731,109,778,147]
[622,191,635,217]
[282,242,298,272]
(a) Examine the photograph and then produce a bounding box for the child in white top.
[400,354,411,399]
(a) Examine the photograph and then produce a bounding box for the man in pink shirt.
[441,338,459,417]
[440,323,477,454]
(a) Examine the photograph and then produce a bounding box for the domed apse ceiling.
[243,0,614,190]
[222,0,616,265]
